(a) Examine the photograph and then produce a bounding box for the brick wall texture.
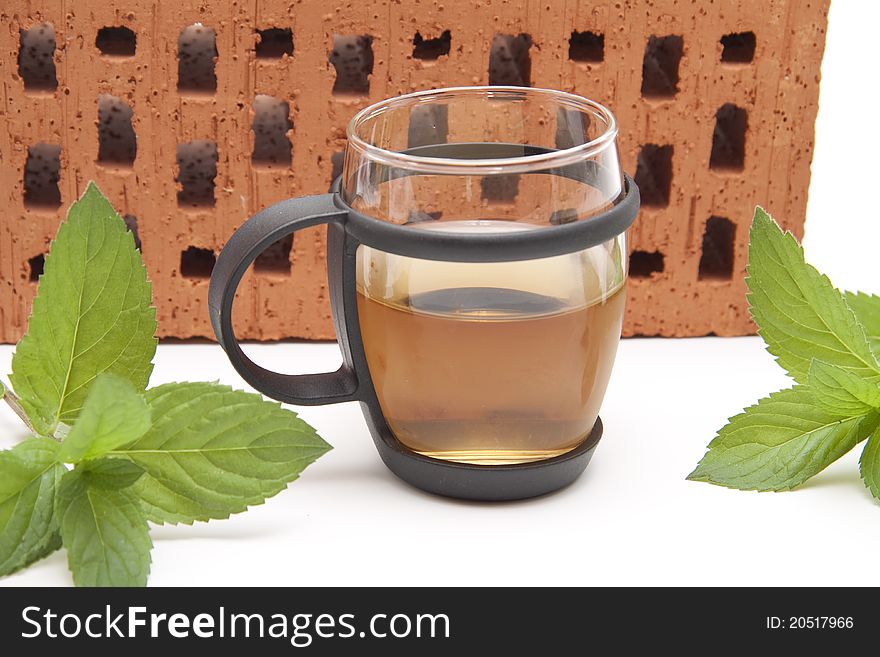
[0,0,830,341]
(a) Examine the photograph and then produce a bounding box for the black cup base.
[368,416,603,501]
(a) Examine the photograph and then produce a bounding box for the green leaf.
[688,386,880,491]
[808,359,880,416]
[845,291,880,356]
[58,374,151,464]
[0,438,65,576]
[113,382,331,525]
[14,533,63,574]
[10,182,157,436]
[0,380,5,400]
[747,208,880,384]
[57,468,151,587]
[860,427,880,501]
[80,459,144,490]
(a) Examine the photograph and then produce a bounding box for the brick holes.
[330,35,374,95]
[28,254,45,283]
[255,235,293,275]
[123,214,142,252]
[178,24,218,94]
[569,31,604,63]
[252,95,292,168]
[629,250,665,278]
[413,30,451,60]
[634,144,673,208]
[481,175,520,203]
[721,32,756,63]
[406,210,442,225]
[710,103,747,171]
[176,141,218,208]
[97,95,137,167]
[489,34,532,86]
[550,208,579,225]
[699,216,736,280]
[18,23,57,92]
[407,105,449,148]
[256,28,293,58]
[555,108,592,149]
[24,144,61,210]
[180,247,216,279]
[96,26,136,57]
[641,35,683,98]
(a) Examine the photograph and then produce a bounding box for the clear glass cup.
[342,87,627,465]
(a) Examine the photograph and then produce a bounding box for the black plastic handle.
[208,194,359,405]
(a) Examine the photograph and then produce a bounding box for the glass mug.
[209,86,639,501]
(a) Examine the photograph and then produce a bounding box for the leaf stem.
[1,381,38,435]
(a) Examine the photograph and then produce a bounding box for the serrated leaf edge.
[688,388,878,491]
[859,428,880,502]
[746,209,880,383]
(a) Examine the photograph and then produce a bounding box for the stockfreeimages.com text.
[21,606,450,647]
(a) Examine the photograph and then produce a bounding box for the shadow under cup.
[345,88,628,466]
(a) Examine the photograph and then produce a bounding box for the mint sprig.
[57,465,153,587]
[689,208,880,501]
[57,374,151,464]
[10,183,157,437]
[0,438,64,575]
[808,359,880,416]
[746,208,880,384]
[0,183,331,586]
[688,386,879,490]
[117,382,330,525]
[845,292,880,355]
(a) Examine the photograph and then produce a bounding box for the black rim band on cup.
[209,141,639,500]
[336,142,640,262]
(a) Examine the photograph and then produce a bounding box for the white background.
[3,1,879,587]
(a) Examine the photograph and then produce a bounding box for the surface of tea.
[356,221,626,465]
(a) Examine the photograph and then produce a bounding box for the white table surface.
[3,1,880,587]
[1,337,878,587]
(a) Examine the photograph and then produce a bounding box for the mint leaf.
[688,386,880,491]
[860,428,880,501]
[10,182,157,436]
[808,359,880,416]
[845,291,880,355]
[79,459,144,490]
[57,468,151,587]
[0,438,65,576]
[113,382,331,525]
[747,208,880,384]
[58,374,151,464]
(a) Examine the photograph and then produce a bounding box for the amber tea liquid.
[357,221,626,465]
